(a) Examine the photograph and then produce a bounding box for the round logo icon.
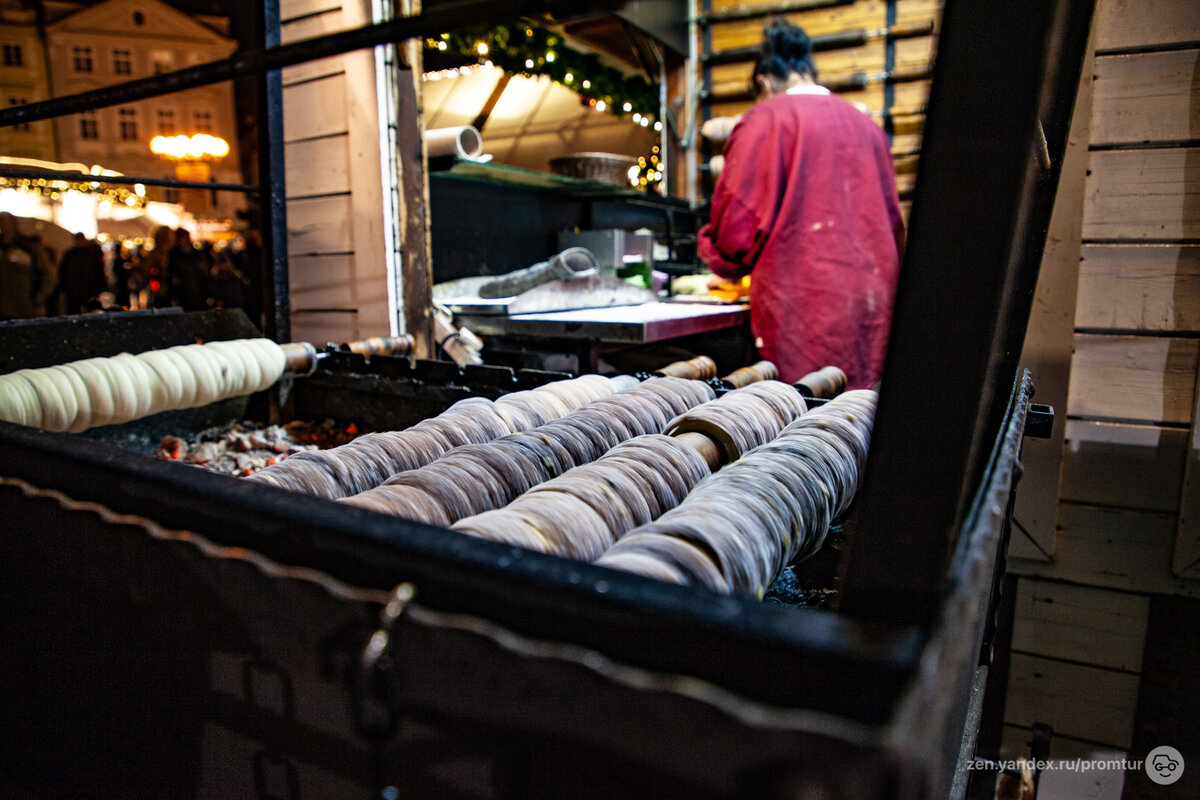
[1146,745,1185,785]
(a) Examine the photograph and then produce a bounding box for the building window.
[113,49,132,75]
[156,108,175,134]
[72,46,93,73]
[79,110,98,140]
[8,97,30,132]
[151,51,172,74]
[119,107,138,141]
[2,43,23,67]
[193,110,213,133]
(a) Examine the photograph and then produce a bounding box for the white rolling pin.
[424,125,485,160]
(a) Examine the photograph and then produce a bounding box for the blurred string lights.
[0,157,146,209]
[424,22,665,190]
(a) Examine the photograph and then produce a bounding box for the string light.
[0,175,147,209]
[425,22,658,123]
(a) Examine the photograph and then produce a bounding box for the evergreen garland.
[425,22,660,121]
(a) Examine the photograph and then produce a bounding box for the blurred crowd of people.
[0,211,263,329]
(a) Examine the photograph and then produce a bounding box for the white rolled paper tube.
[424,125,484,159]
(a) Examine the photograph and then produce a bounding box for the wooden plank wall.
[1003,0,1200,780]
[279,0,395,346]
[702,0,944,215]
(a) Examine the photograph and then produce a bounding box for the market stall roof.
[423,66,656,174]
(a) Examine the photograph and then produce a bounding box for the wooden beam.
[396,0,433,357]
[1011,32,1095,561]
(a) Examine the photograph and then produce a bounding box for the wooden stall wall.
[1005,0,1200,791]
[279,0,396,346]
[700,0,944,217]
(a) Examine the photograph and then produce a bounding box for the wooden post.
[1008,29,1095,562]
[396,0,434,357]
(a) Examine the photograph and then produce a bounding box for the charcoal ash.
[157,419,361,477]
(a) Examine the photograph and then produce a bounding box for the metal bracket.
[1025,403,1055,440]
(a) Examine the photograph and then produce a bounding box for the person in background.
[0,211,57,320]
[210,250,248,311]
[698,18,905,390]
[57,232,107,314]
[142,225,175,308]
[168,227,212,312]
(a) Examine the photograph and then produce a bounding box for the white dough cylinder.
[0,338,288,433]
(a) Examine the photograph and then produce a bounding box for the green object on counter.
[619,259,652,289]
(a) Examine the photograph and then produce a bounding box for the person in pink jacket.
[698,19,905,389]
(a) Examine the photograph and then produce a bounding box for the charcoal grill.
[0,0,1094,797]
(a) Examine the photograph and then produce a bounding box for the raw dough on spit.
[0,338,288,433]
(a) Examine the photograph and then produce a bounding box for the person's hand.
[706,274,728,291]
[700,115,743,143]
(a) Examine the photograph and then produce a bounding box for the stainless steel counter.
[454,301,749,344]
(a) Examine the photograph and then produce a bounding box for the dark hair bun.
[762,18,812,61]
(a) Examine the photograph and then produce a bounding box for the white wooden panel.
[1091,49,1200,146]
[1060,420,1188,513]
[280,10,346,85]
[1068,334,1199,424]
[286,195,352,255]
[1011,504,1200,597]
[1077,245,1200,333]
[289,311,361,348]
[282,61,345,87]
[1094,0,1200,51]
[285,136,350,198]
[1004,653,1139,748]
[1012,578,1148,671]
[283,73,349,141]
[289,254,356,309]
[339,23,393,339]
[281,9,349,42]
[281,0,342,23]
[1083,148,1200,241]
